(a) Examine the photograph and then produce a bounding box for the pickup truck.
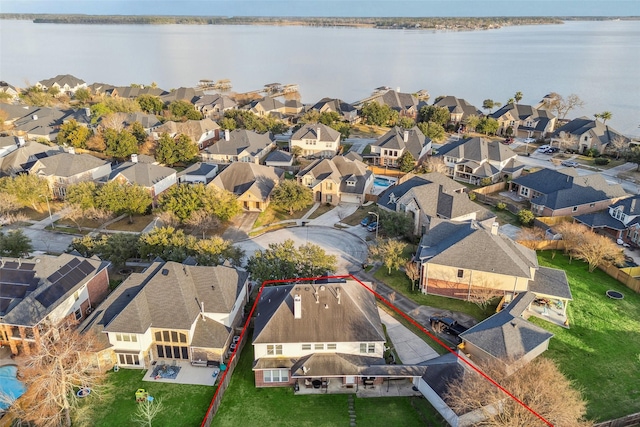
[429,316,468,337]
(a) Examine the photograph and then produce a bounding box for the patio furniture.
[135,389,148,402]
[305,379,312,389]
[312,379,322,389]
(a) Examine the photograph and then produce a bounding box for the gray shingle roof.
[459,292,553,360]
[177,162,218,177]
[553,116,629,146]
[38,74,85,88]
[252,281,386,344]
[103,261,248,334]
[490,103,556,133]
[418,353,465,398]
[0,141,61,176]
[528,267,573,300]
[32,152,110,178]
[297,156,372,196]
[209,162,283,201]
[109,162,176,188]
[373,126,430,160]
[574,211,626,231]
[265,149,293,163]
[204,129,273,157]
[291,123,341,142]
[417,219,538,279]
[191,316,231,348]
[372,89,418,112]
[437,137,516,163]
[434,96,482,120]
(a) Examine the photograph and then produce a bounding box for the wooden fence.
[598,262,640,293]
[472,181,507,195]
[516,240,565,251]
[200,323,249,427]
[595,412,640,427]
[473,192,521,215]
[536,216,574,226]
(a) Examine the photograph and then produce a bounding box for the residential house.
[112,86,168,99]
[510,167,629,217]
[366,88,420,119]
[80,261,249,368]
[575,195,640,245]
[377,172,494,235]
[87,82,117,96]
[459,292,554,375]
[0,135,21,158]
[107,156,177,199]
[208,162,284,211]
[201,129,275,164]
[264,150,294,169]
[0,139,61,177]
[297,155,373,205]
[28,152,111,198]
[10,106,68,141]
[436,137,524,184]
[367,126,431,167]
[489,103,556,139]
[433,96,483,125]
[194,94,237,118]
[290,123,341,158]
[551,116,630,154]
[0,254,110,356]
[107,112,162,133]
[284,99,305,117]
[153,118,220,149]
[36,74,87,95]
[253,281,412,389]
[177,162,218,185]
[244,97,286,117]
[0,81,20,102]
[160,87,204,105]
[310,98,358,123]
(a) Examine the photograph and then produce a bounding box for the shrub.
[468,192,476,201]
[594,157,610,165]
[517,209,535,226]
[585,148,600,158]
[480,177,493,186]
[496,202,507,210]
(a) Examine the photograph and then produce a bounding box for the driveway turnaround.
[378,308,440,365]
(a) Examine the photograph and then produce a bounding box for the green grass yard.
[78,368,214,427]
[532,251,640,421]
[212,345,445,427]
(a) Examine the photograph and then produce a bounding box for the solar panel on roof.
[0,283,30,298]
[78,260,95,275]
[3,262,19,269]
[0,298,11,314]
[47,271,62,283]
[58,264,71,276]
[18,263,35,270]
[67,258,81,268]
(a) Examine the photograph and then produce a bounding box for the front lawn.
[342,205,374,226]
[373,268,496,321]
[78,368,214,427]
[532,251,640,421]
[213,345,444,427]
[105,215,154,232]
[253,204,311,229]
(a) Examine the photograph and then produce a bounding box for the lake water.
[1,19,638,136]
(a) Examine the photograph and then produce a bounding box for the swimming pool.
[373,176,396,187]
[0,365,26,410]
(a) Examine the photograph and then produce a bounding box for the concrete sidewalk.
[378,308,439,364]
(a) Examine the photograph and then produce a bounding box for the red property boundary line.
[201,274,554,427]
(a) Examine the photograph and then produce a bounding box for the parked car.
[524,137,536,143]
[502,137,514,144]
[361,215,374,226]
[536,144,550,153]
[367,222,378,232]
[429,316,469,337]
[545,147,559,154]
[561,160,579,167]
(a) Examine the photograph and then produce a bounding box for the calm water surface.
[1,20,638,135]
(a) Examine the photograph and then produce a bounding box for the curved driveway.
[234,225,369,274]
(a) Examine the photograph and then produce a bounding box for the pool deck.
[0,346,15,367]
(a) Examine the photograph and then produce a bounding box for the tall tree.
[418,105,450,126]
[96,181,152,222]
[405,260,420,292]
[103,128,138,160]
[543,92,585,120]
[463,114,481,132]
[128,121,148,145]
[369,238,407,275]
[157,183,207,221]
[155,133,179,166]
[0,229,32,257]
[173,134,199,164]
[476,117,500,135]
[270,180,314,215]
[167,100,202,120]
[0,174,51,211]
[56,119,91,148]
[444,357,593,427]
[594,111,612,124]
[136,94,164,114]
[203,188,241,222]
[361,102,398,127]
[186,209,220,239]
[7,320,106,427]
[417,121,446,142]
[397,151,416,173]
[482,99,500,113]
[66,181,98,209]
[74,87,91,105]
[514,91,523,103]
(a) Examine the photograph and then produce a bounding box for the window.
[457,269,464,278]
[155,330,185,343]
[301,344,311,351]
[590,203,595,208]
[118,354,140,366]
[327,343,337,350]
[74,309,82,320]
[326,182,333,190]
[326,195,332,203]
[116,334,122,342]
[263,369,289,383]
[123,334,131,342]
[314,343,324,350]
[519,187,530,197]
[360,343,376,354]
[267,344,282,355]
[115,333,137,342]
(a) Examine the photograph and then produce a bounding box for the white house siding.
[151,173,177,198]
[341,194,361,204]
[91,163,112,181]
[253,341,383,359]
[47,283,91,324]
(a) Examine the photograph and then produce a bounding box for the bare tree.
[155,210,180,229]
[543,93,585,120]
[7,320,107,427]
[405,260,420,292]
[0,192,21,216]
[98,113,124,131]
[556,222,587,262]
[606,135,630,160]
[186,209,220,239]
[131,398,164,427]
[421,156,449,174]
[573,232,625,272]
[516,227,547,249]
[467,283,502,312]
[445,358,593,427]
[553,132,578,152]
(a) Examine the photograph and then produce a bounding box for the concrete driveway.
[307,203,359,227]
[234,226,368,274]
[379,308,439,364]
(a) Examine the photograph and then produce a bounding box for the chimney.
[224,129,230,141]
[17,136,25,147]
[316,127,321,143]
[491,222,499,236]
[32,114,38,121]
[68,147,75,154]
[403,130,409,143]
[294,294,302,319]
[131,154,138,163]
[84,107,91,117]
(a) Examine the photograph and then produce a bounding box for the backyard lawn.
[77,368,214,427]
[373,267,497,321]
[212,346,445,427]
[532,251,640,421]
[253,203,312,229]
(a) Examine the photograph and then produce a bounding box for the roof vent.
[324,304,329,309]
[320,285,326,291]
[161,269,169,276]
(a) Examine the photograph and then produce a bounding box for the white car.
[524,137,536,143]
[536,144,550,153]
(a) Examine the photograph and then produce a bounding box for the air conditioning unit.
[86,307,93,315]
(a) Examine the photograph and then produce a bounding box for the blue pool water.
[0,365,26,410]
[374,177,394,187]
